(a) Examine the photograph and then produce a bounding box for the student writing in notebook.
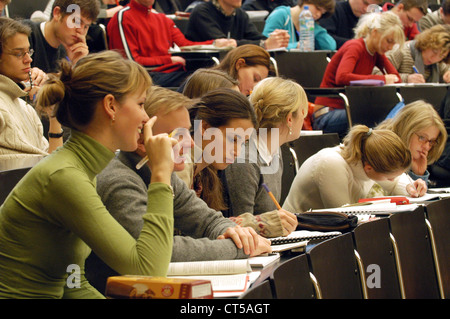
[377,100,447,186]
[282,125,427,214]
[380,24,450,83]
[312,12,404,138]
[221,77,308,237]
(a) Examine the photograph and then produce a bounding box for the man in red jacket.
[107,0,233,87]
[382,0,428,40]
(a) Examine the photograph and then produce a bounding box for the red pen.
[116,0,120,6]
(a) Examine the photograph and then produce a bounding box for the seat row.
[240,198,450,299]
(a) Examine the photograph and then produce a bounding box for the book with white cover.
[166,259,260,297]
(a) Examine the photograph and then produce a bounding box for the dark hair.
[398,0,428,15]
[36,51,151,130]
[443,0,450,15]
[51,0,100,22]
[298,0,335,19]
[190,87,258,128]
[190,88,257,211]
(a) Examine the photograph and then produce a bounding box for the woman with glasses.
[0,17,61,159]
[381,24,450,83]
[377,100,448,185]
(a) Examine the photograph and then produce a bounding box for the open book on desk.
[167,259,262,297]
[313,202,421,214]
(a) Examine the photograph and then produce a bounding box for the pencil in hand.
[262,183,282,210]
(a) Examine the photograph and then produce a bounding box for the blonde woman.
[0,51,176,298]
[222,77,308,237]
[385,24,450,83]
[283,125,427,214]
[313,11,405,137]
[378,100,447,184]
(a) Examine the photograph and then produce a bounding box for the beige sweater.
[386,41,449,83]
[0,75,48,159]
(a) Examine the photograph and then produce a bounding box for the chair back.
[272,51,330,88]
[239,280,274,299]
[0,167,32,204]
[388,207,440,298]
[290,133,340,168]
[270,254,317,299]
[344,86,402,128]
[399,85,449,114]
[307,233,365,299]
[352,218,402,298]
[424,198,450,298]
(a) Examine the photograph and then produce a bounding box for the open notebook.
[308,202,420,216]
[270,230,341,246]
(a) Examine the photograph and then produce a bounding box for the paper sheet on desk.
[406,191,450,203]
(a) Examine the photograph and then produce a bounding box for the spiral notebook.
[308,202,420,216]
[270,230,341,245]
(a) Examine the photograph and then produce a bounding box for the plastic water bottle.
[298,6,315,52]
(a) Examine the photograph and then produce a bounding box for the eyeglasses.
[414,132,438,147]
[5,49,34,59]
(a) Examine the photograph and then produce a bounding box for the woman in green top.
[0,51,176,298]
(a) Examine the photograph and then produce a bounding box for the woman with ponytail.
[283,125,427,214]
[221,77,308,237]
[0,51,177,298]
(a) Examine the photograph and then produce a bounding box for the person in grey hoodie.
[84,86,271,294]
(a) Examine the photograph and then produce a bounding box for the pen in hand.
[412,65,419,74]
[262,183,282,210]
[136,129,178,170]
[406,174,419,198]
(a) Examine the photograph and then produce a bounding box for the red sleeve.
[405,24,420,40]
[107,11,172,68]
[334,44,386,85]
[376,55,402,83]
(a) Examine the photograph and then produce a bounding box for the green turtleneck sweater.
[0,130,174,298]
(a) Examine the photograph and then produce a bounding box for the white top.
[282,145,411,213]
[0,74,49,159]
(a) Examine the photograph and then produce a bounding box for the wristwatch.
[48,129,64,138]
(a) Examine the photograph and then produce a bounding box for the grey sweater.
[85,151,247,293]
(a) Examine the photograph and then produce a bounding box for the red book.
[358,196,410,205]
